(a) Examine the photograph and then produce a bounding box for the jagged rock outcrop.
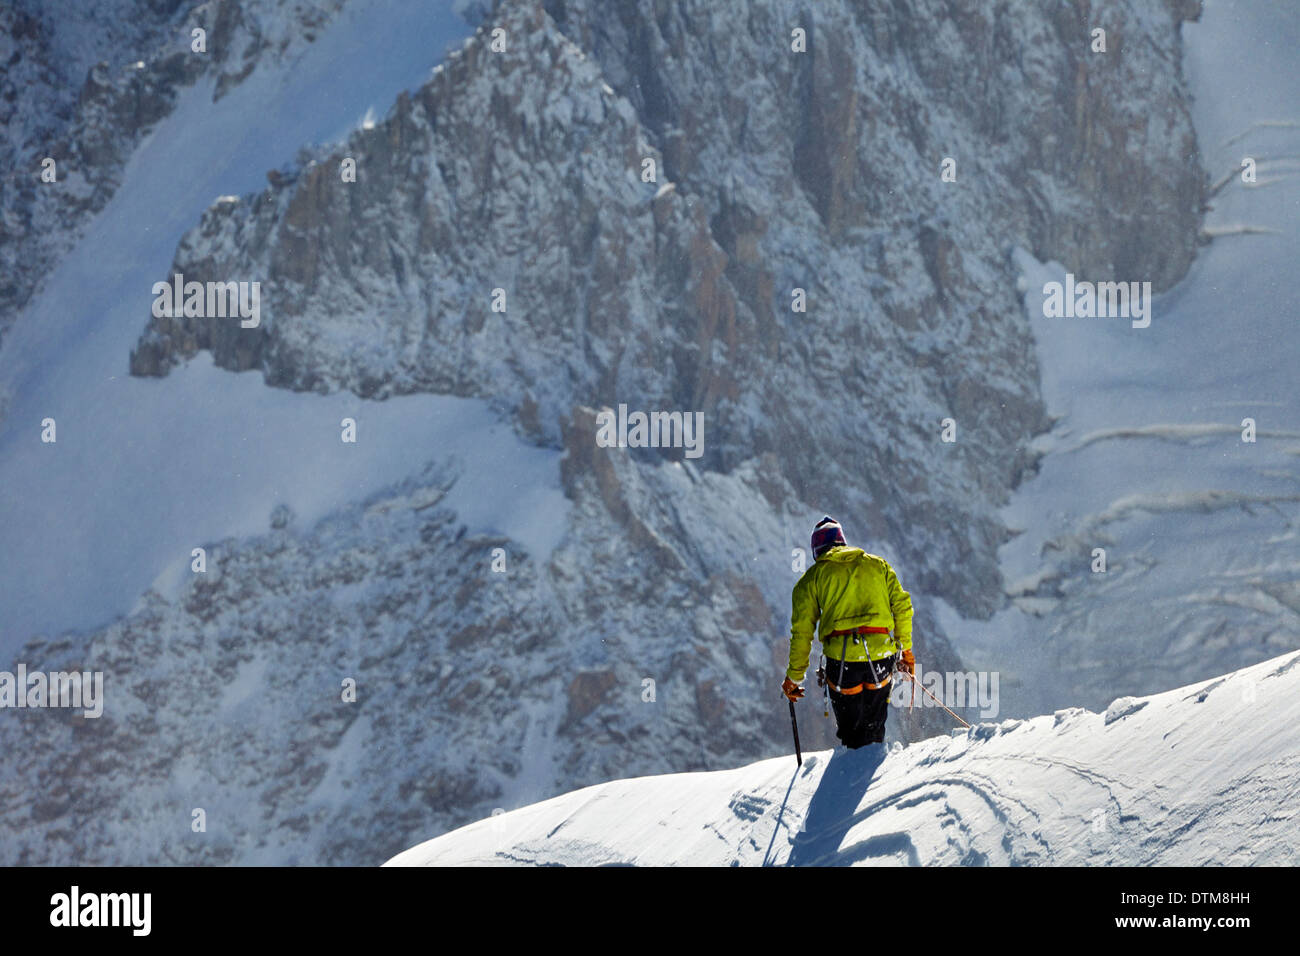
[131,0,1202,616]
[0,0,351,351]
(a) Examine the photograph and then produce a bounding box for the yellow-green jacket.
[786,545,913,682]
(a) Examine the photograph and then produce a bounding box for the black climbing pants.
[826,655,896,749]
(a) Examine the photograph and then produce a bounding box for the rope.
[895,668,972,729]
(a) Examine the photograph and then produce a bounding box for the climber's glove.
[897,648,916,676]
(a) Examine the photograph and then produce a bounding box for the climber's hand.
[897,649,916,676]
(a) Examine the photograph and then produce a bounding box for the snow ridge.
[388,650,1300,867]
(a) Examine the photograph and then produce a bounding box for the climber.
[781,516,915,748]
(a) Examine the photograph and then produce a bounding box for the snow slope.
[0,2,576,654]
[948,0,1300,716]
[386,649,1300,866]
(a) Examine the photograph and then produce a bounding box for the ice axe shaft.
[787,698,803,767]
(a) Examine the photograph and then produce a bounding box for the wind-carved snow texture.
[952,0,1300,718]
[387,651,1300,866]
[1,0,1211,865]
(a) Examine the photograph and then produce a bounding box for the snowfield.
[386,650,1300,866]
[949,0,1300,717]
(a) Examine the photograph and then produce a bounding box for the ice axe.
[786,697,803,768]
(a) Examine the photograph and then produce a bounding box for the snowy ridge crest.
[388,651,1300,867]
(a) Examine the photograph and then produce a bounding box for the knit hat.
[810,516,846,558]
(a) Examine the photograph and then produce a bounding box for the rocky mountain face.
[2,0,1205,864]
[129,0,1204,615]
[0,0,350,352]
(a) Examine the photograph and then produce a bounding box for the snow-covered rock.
[127,0,1205,620]
[0,0,1228,867]
[943,0,1300,716]
[0,0,358,350]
